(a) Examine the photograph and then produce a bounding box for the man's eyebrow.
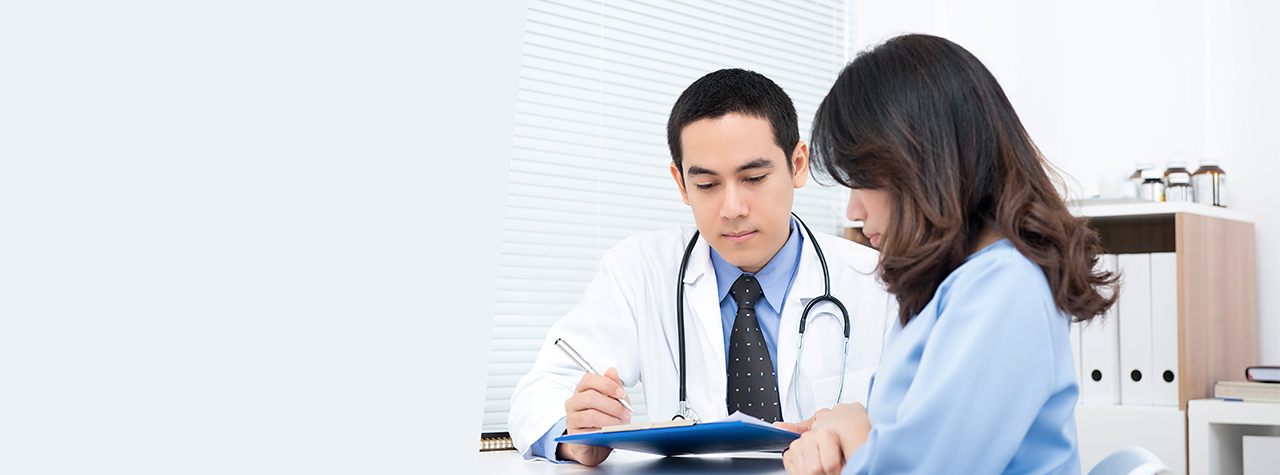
[686,165,717,176]
[736,158,775,173]
[686,158,776,177]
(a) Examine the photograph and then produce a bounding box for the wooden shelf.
[1070,199,1254,223]
[1070,201,1258,412]
[1073,202,1257,475]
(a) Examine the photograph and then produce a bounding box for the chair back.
[1087,447,1173,475]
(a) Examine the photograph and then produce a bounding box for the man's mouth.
[723,230,757,243]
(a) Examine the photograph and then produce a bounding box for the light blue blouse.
[843,239,1081,475]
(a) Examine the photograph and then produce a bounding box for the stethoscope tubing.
[673,213,851,421]
[675,227,701,420]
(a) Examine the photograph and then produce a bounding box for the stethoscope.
[672,213,851,422]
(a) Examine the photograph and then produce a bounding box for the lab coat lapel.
[681,236,727,417]
[778,236,824,421]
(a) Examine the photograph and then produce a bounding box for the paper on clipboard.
[555,411,799,456]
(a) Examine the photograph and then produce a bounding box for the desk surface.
[477,450,786,475]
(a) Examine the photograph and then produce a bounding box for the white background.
[849,0,1279,365]
[3,1,1276,473]
[1,1,525,473]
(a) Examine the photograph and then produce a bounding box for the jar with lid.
[1164,161,1193,202]
[1192,160,1227,207]
[1129,163,1153,199]
[1139,168,1165,202]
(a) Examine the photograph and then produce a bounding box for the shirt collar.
[709,216,805,314]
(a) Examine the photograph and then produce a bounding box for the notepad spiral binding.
[480,432,516,452]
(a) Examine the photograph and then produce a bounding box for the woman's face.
[847,188,890,248]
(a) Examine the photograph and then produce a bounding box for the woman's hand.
[776,403,872,475]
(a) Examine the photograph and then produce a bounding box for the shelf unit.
[1074,200,1258,410]
[1072,200,1257,475]
[1188,399,1280,475]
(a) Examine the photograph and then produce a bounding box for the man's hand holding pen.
[556,367,633,466]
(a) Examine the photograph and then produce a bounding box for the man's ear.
[792,141,810,189]
[670,161,691,205]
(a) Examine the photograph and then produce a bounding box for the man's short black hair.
[666,68,799,173]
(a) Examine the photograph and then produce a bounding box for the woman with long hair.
[776,34,1117,475]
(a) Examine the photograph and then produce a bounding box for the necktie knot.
[730,274,762,310]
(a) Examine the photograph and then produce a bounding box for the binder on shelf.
[1081,254,1120,405]
[1149,252,1179,406]
[555,412,798,456]
[1118,253,1154,406]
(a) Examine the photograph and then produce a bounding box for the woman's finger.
[816,431,846,475]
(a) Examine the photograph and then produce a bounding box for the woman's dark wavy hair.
[811,34,1117,325]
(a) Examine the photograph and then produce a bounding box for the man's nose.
[721,184,748,219]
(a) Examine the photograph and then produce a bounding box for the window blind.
[483,0,850,433]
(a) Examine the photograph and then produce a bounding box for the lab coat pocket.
[811,366,876,410]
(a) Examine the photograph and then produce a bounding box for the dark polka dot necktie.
[726,274,781,422]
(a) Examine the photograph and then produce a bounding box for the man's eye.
[746,174,767,183]
[695,183,716,190]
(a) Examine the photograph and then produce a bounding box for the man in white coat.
[508,69,895,466]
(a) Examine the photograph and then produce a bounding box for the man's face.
[670,113,808,274]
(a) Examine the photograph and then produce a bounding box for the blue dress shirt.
[709,216,804,374]
[529,218,805,462]
[842,239,1081,474]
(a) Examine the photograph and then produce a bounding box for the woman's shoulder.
[926,239,1066,338]
[938,239,1051,303]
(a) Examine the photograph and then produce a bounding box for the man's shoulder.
[811,231,881,273]
[605,225,698,256]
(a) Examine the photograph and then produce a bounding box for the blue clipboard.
[555,419,799,456]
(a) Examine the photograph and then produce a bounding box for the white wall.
[849,0,1279,365]
[1,2,525,473]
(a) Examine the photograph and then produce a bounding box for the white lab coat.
[508,225,896,457]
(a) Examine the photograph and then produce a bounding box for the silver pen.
[554,338,635,412]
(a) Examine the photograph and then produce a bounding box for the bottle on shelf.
[1129,163,1154,199]
[1164,161,1193,203]
[1192,160,1227,207]
[1139,168,1165,202]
